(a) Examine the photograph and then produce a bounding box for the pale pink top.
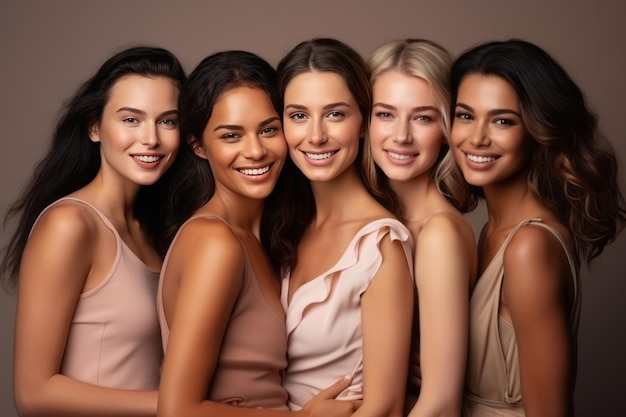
[158,213,289,409]
[463,219,580,417]
[281,218,413,410]
[34,197,162,390]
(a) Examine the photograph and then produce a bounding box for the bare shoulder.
[503,223,572,296]
[28,200,100,249]
[174,217,243,259]
[417,210,476,249]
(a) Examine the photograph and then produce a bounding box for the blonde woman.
[364,39,478,417]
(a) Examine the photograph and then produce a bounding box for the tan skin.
[157,86,358,417]
[13,75,180,417]
[283,72,414,417]
[451,74,576,417]
[369,70,478,417]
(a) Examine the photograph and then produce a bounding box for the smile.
[386,150,417,160]
[238,165,271,176]
[304,151,337,160]
[466,153,498,163]
[133,155,162,163]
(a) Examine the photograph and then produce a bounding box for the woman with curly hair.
[449,39,626,416]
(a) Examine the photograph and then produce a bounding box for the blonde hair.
[364,39,475,214]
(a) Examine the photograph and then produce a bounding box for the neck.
[205,187,265,238]
[310,165,369,225]
[388,171,439,222]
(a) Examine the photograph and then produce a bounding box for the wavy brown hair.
[451,39,626,263]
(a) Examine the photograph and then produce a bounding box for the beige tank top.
[157,213,289,409]
[36,197,163,389]
[463,219,580,416]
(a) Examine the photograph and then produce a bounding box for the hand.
[301,376,361,417]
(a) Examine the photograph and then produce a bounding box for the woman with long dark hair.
[1,46,186,416]
[449,39,626,416]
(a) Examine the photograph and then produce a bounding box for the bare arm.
[157,218,358,417]
[407,214,477,417]
[503,226,575,417]
[13,204,158,417]
[353,233,414,417]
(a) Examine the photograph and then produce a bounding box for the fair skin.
[283,71,414,417]
[157,86,356,417]
[369,70,477,417]
[451,74,576,417]
[13,74,180,417]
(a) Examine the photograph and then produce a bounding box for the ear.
[189,135,207,160]
[88,123,100,143]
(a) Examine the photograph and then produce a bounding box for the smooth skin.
[13,75,180,417]
[284,71,414,417]
[369,70,477,417]
[451,74,575,417]
[157,86,357,417]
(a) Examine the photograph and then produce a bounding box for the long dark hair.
[263,38,372,274]
[1,46,186,291]
[161,50,282,252]
[450,39,626,263]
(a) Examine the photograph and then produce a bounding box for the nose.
[242,135,267,160]
[468,120,490,147]
[308,118,328,145]
[141,123,160,147]
[392,120,412,144]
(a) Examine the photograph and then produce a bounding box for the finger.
[349,400,362,411]
[316,375,352,399]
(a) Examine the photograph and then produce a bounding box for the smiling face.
[89,74,180,187]
[194,86,286,202]
[282,71,363,183]
[369,70,444,183]
[450,74,532,189]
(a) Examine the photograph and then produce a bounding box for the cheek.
[269,136,288,159]
[449,125,465,147]
[282,122,302,147]
[368,119,388,145]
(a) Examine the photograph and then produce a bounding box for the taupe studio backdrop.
[1,0,624,415]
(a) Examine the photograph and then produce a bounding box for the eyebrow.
[116,107,178,117]
[213,116,281,132]
[284,101,352,111]
[373,102,439,112]
[455,102,521,118]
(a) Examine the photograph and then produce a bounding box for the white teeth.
[239,165,270,176]
[387,151,416,160]
[134,155,161,163]
[466,154,497,163]
[305,151,335,160]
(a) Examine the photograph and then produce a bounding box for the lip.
[236,162,275,181]
[462,151,500,169]
[384,149,418,165]
[131,153,165,168]
[300,149,339,166]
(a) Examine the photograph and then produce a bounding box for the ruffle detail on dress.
[283,218,412,336]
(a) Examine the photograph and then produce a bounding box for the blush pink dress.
[281,218,413,410]
[34,197,163,390]
[463,219,581,416]
[158,213,289,409]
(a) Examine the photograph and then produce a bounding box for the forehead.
[105,74,179,107]
[373,70,436,103]
[457,74,519,109]
[284,71,354,103]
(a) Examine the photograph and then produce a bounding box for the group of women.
[1,36,624,417]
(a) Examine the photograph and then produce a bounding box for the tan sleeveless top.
[36,197,163,389]
[157,213,289,409]
[463,219,581,416]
